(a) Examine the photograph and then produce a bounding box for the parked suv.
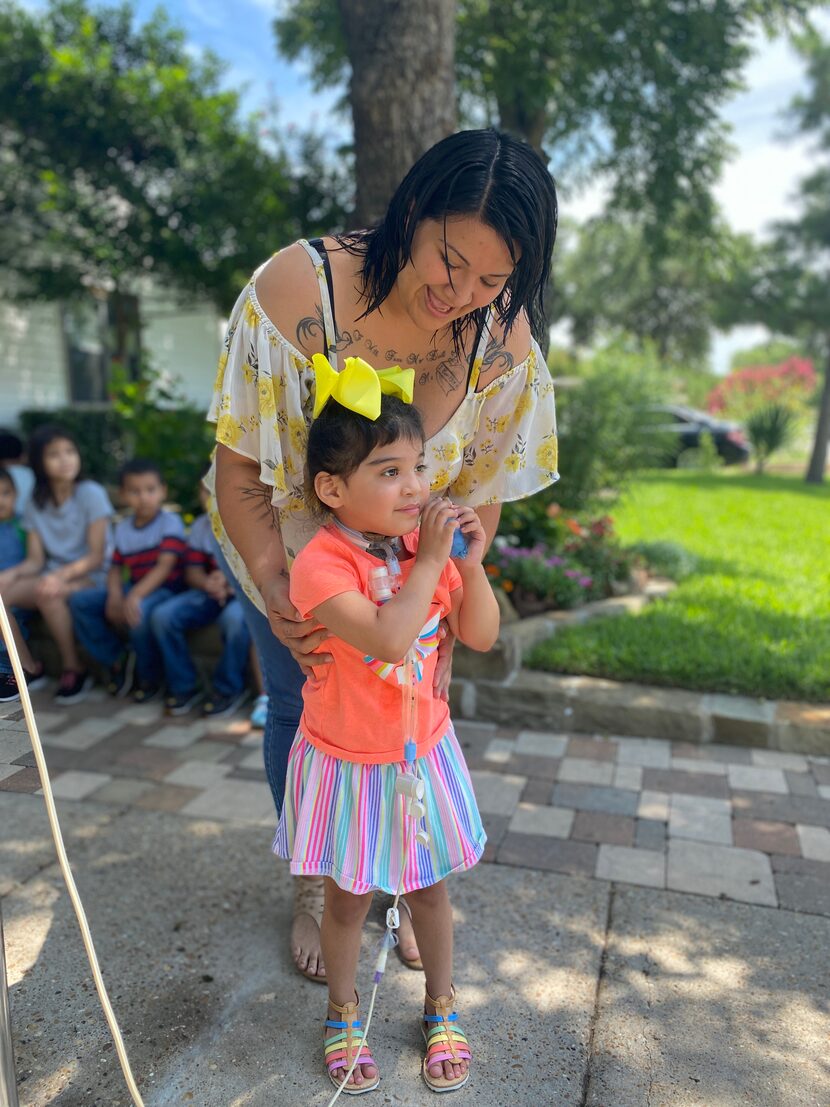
[647,404,751,466]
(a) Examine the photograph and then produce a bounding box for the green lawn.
[527,471,830,702]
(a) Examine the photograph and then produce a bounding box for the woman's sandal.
[292,875,327,984]
[395,896,424,971]
[324,994,380,1095]
[421,986,471,1093]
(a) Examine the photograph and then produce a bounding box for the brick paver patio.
[2,688,829,916]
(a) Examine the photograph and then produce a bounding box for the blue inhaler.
[450,527,469,559]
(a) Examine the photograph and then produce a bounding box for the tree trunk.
[336,0,457,226]
[805,343,830,484]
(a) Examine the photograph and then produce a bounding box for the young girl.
[0,424,113,704]
[274,356,500,1095]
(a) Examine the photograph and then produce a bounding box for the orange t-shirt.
[289,524,462,764]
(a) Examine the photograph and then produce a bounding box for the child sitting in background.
[69,459,185,702]
[0,469,47,701]
[0,429,35,515]
[1,424,113,704]
[150,482,251,717]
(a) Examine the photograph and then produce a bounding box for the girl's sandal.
[292,875,327,984]
[324,994,380,1095]
[421,986,471,1093]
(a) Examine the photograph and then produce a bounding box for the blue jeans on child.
[69,586,176,687]
[211,539,304,817]
[149,591,251,697]
[0,609,29,676]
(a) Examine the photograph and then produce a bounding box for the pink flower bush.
[707,357,816,420]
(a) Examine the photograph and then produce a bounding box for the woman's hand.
[260,575,333,674]
[452,505,487,566]
[35,573,69,602]
[416,497,457,568]
[433,625,455,702]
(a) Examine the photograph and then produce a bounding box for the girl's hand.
[0,568,16,593]
[433,626,455,702]
[416,497,457,568]
[35,573,69,602]
[123,592,143,628]
[453,506,487,566]
[260,575,332,674]
[105,593,125,625]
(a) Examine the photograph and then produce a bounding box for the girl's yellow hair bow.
[311,354,415,420]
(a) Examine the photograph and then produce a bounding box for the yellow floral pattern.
[205,253,559,614]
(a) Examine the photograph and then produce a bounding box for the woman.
[208,128,559,983]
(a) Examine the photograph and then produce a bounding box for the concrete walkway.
[2,692,829,1106]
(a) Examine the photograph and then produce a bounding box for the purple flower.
[564,569,580,580]
[579,576,593,589]
[546,555,564,567]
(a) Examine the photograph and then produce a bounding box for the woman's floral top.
[206,241,559,612]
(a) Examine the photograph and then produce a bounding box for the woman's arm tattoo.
[239,483,280,530]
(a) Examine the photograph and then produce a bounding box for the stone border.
[451,580,829,755]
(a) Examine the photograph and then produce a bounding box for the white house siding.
[0,301,68,424]
[140,290,224,415]
[0,292,224,427]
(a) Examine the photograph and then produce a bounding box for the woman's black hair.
[338,128,558,350]
[306,396,425,517]
[28,424,83,508]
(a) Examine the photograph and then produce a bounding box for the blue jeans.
[211,540,304,817]
[69,585,176,687]
[150,590,251,697]
[0,609,29,676]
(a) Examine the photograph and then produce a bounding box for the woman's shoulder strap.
[298,238,339,368]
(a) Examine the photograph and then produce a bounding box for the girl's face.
[42,438,81,484]
[395,216,517,333]
[316,436,430,536]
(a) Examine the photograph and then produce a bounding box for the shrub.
[554,342,671,511]
[706,357,816,421]
[628,540,697,581]
[485,545,592,614]
[20,365,214,515]
[745,404,798,475]
[676,430,723,471]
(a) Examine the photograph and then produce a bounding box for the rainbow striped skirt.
[273,725,486,895]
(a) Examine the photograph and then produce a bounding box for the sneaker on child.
[106,652,136,698]
[133,683,162,705]
[203,688,250,719]
[54,670,93,705]
[165,687,205,716]
[249,693,268,729]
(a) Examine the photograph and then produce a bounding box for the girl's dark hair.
[306,396,425,516]
[28,424,83,508]
[339,128,558,349]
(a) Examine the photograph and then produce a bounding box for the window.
[62,292,141,404]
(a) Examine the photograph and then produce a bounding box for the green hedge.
[19,407,215,515]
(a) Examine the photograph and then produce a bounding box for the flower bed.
[486,510,642,618]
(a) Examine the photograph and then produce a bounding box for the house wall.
[0,293,225,428]
[140,292,225,414]
[0,301,68,425]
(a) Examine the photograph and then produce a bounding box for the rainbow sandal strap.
[422,990,471,1093]
[324,999,380,1096]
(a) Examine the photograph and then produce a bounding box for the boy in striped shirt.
[70,459,186,701]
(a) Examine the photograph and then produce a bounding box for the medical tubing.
[326,568,427,1106]
[0,596,145,1107]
